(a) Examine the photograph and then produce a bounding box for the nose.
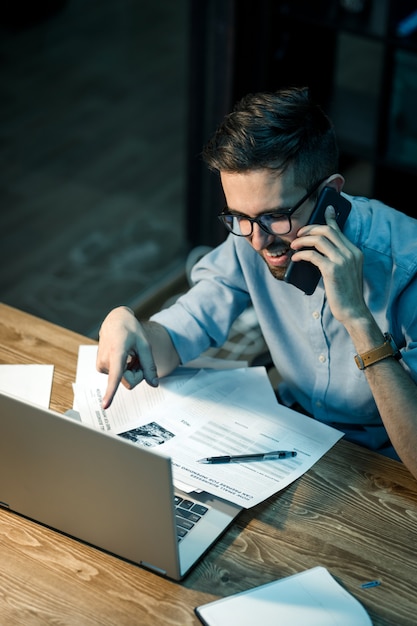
[250,222,275,251]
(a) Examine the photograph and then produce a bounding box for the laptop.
[0,391,242,580]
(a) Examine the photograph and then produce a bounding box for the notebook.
[0,391,242,580]
[195,566,372,625]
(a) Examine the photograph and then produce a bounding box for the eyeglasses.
[218,177,326,237]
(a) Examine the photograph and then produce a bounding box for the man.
[97,87,417,479]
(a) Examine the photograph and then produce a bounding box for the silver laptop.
[0,391,242,580]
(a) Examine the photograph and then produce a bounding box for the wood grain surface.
[1,303,416,625]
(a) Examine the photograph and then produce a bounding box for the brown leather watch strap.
[354,333,397,370]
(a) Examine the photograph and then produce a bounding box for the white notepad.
[195,567,372,626]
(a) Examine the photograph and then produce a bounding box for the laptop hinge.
[140,561,167,577]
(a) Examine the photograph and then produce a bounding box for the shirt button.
[316,400,322,408]
[312,311,320,319]
[318,354,326,363]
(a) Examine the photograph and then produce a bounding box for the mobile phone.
[283,186,351,295]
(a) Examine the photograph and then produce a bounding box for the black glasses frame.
[218,177,328,237]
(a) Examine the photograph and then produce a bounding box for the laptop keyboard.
[174,495,209,541]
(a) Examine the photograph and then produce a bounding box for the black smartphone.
[283,186,351,295]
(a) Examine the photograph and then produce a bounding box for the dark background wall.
[0,0,188,336]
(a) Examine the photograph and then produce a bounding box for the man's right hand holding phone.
[289,203,368,328]
[284,185,351,294]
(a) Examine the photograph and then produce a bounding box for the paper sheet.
[195,567,372,625]
[0,364,54,408]
[74,346,343,508]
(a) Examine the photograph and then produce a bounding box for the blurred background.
[1,0,416,338]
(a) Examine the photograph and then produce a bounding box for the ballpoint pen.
[197,450,297,464]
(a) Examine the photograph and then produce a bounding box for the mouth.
[263,246,291,268]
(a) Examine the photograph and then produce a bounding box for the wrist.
[343,309,387,350]
[354,332,402,370]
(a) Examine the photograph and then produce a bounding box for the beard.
[256,244,291,281]
[266,264,286,280]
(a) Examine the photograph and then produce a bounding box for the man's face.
[220,168,317,280]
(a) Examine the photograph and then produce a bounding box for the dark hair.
[202,87,338,189]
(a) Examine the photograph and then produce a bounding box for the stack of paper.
[73,346,343,508]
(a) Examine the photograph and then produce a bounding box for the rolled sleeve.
[151,239,251,364]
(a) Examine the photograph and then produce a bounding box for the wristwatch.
[354,333,401,370]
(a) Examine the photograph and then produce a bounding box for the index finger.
[324,204,337,225]
[101,351,133,409]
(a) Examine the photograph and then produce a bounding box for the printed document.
[74,346,343,508]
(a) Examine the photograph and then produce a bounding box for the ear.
[325,173,345,192]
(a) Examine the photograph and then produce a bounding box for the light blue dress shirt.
[152,194,417,454]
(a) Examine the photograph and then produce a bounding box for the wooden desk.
[1,302,416,625]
